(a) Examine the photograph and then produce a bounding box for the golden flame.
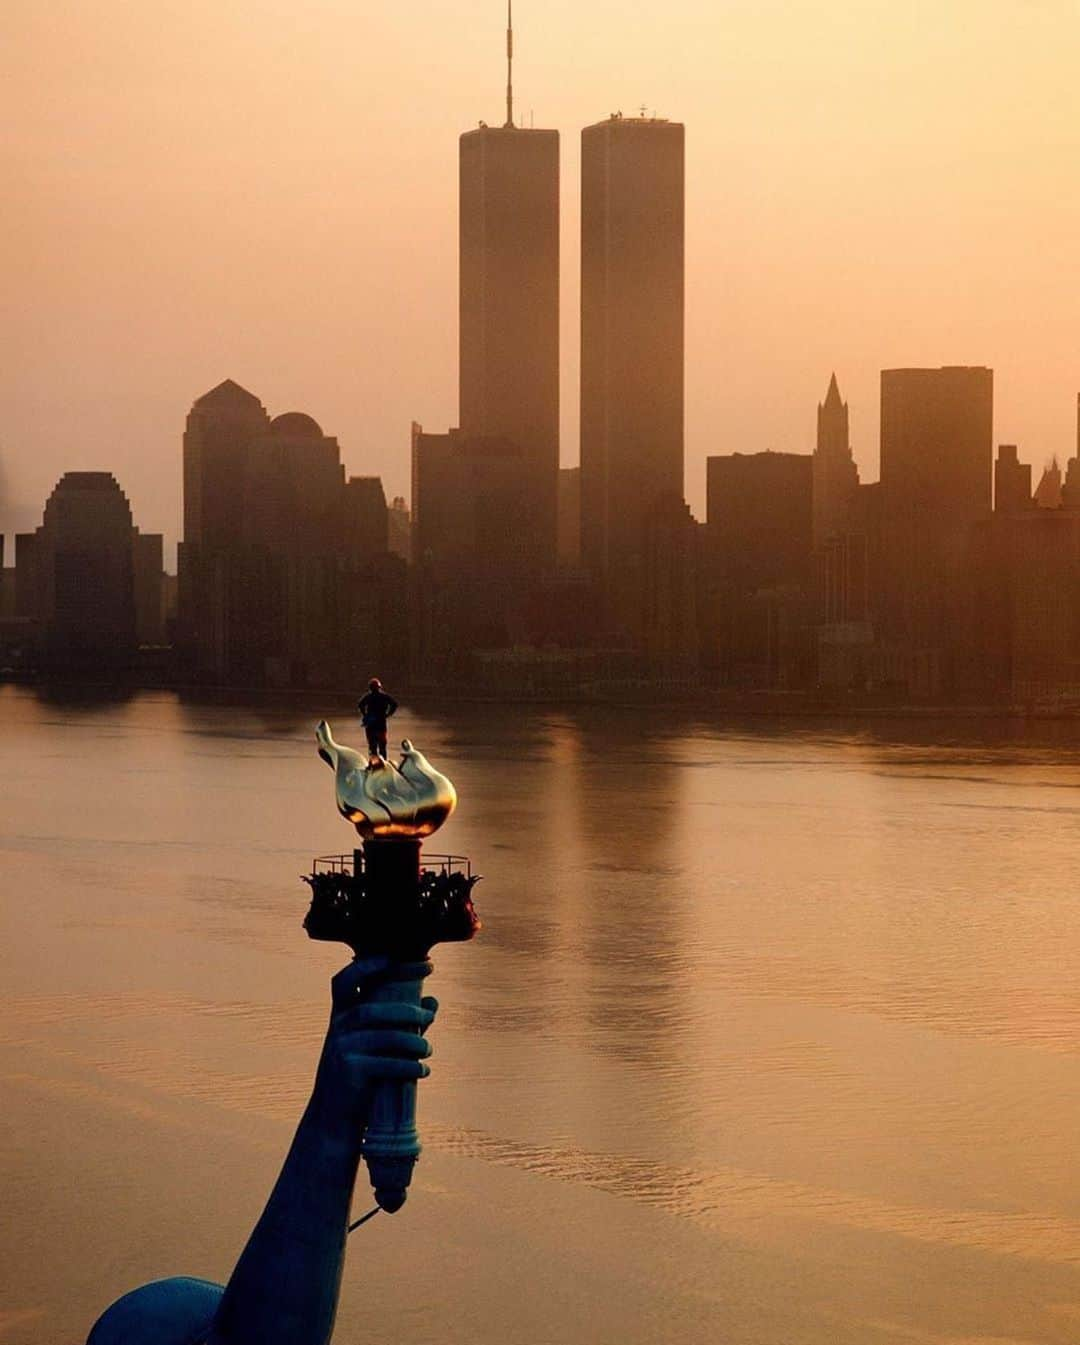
[315,721,457,839]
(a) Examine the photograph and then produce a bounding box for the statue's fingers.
[420,995,439,1019]
[349,1056,431,1083]
[339,1003,433,1032]
[339,1028,433,1060]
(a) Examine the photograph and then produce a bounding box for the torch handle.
[360,966,428,1213]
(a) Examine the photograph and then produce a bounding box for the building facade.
[994,444,1032,515]
[15,471,162,668]
[705,451,813,686]
[459,124,560,578]
[410,422,536,661]
[879,366,993,687]
[179,382,403,688]
[580,113,685,644]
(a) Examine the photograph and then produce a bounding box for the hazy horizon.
[5,0,1080,558]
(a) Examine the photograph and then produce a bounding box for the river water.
[4,686,1080,1344]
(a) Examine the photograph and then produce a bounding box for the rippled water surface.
[4,686,1080,1344]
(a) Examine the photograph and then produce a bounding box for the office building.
[580,112,685,642]
[179,381,403,687]
[411,422,535,657]
[343,477,389,560]
[250,412,348,553]
[965,506,1080,701]
[705,451,813,686]
[182,379,271,551]
[994,444,1032,514]
[879,366,993,680]
[642,494,699,668]
[459,122,559,576]
[707,451,813,591]
[387,497,411,564]
[15,472,162,667]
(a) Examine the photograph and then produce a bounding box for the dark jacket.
[358,690,398,726]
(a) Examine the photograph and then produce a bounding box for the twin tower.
[458,111,685,640]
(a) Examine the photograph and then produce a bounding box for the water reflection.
[8,686,1080,1344]
[564,715,690,1078]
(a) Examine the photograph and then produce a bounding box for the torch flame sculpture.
[315,721,457,839]
[305,723,479,1215]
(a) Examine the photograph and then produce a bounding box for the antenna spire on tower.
[505,0,514,128]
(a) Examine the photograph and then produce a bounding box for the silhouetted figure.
[86,957,437,1345]
[357,678,398,758]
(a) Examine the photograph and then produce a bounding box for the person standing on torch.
[357,677,397,760]
[86,727,479,1345]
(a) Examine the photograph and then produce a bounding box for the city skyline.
[6,1,1080,556]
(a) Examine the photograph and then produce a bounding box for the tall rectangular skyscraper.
[879,365,993,666]
[580,114,685,642]
[459,124,559,575]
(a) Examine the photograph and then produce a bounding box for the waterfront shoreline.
[3,672,1076,721]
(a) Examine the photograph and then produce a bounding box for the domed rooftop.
[270,412,323,439]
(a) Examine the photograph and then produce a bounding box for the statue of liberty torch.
[87,728,480,1345]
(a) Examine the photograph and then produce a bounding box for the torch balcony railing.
[312,852,472,881]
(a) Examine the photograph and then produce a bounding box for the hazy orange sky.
[4,1,1080,560]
